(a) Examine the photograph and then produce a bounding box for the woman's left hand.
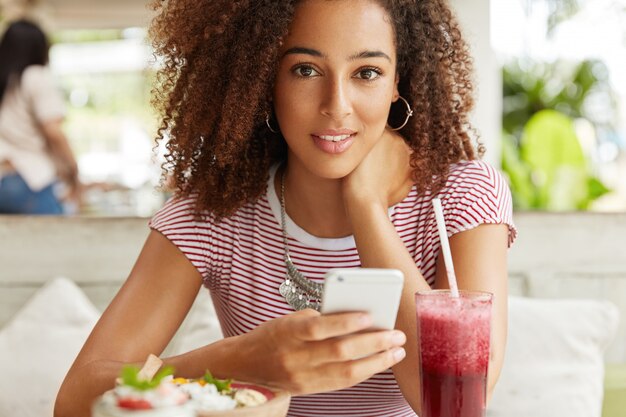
[342,128,413,209]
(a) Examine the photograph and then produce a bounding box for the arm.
[433,224,509,402]
[346,206,508,412]
[345,199,430,414]
[54,230,204,417]
[55,229,406,417]
[342,130,427,413]
[343,130,509,413]
[40,118,81,202]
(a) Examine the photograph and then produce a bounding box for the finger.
[291,311,373,341]
[312,347,407,393]
[290,308,320,318]
[311,330,406,364]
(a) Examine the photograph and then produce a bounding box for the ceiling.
[1,0,155,29]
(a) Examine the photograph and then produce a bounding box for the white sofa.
[0,213,624,417]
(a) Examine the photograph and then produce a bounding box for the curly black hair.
[150,0,481,218]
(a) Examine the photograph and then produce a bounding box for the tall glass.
[415,290,493,417]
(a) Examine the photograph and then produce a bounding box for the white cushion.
[0,278,100,417]
[488,296,620,417]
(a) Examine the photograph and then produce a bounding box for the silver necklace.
[278,168,324,311]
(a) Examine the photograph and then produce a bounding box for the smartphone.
[321,268,404,330]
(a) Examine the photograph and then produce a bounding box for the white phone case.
[321,268,404,330]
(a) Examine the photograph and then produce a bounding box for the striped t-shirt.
[150,159,516,417]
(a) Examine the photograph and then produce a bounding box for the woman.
[56,0,516,416]
[0,20,80,214]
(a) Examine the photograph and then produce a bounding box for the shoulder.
[439,160,517,246]
[445,160,505,195]
[148,196,214,281]
[437,159,511,210]
[21,65,54,89]
[148,193,270,281]
[400,160,506,211]
[150,195,212,232]
[21,65,66,120]
[149,193,266,234]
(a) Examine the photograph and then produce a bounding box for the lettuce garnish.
[203,370,232,392]
[120,365,175,391]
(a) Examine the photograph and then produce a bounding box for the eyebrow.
[348,50,392,62]
[282,47,391,63]
[282,47,325,58]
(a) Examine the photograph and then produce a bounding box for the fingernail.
[393,347,406,361]
[390,330,406,345]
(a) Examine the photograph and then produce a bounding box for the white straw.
[432,198,460,297]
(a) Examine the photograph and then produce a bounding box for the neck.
[277,163,352,239]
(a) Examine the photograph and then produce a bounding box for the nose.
[319,77,352,121]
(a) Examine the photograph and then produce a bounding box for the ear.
[392,73,400,102]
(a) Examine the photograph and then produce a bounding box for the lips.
[311,132,355,154]
[313,128,356,137]
[316,134,353,142]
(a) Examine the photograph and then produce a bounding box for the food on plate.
[92,354,270,416]
[172,371,268,411]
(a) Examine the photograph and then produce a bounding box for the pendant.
[278,168,323,312]
[279,279,292,298]
[280,279,320,311]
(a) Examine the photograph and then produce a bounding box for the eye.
[293,65,320,78]
[355,67,382,81]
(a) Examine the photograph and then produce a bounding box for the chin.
[302,158,361,180]
[287,145,366,180]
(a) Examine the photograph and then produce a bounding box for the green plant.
[501,59,613,210]
[503,110,609,210]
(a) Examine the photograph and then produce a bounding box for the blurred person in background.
[0,19,80,214]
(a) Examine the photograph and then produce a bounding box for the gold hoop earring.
[265,113,279,134]
[388,96,414,131]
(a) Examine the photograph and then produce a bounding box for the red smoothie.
[416,290,492,417]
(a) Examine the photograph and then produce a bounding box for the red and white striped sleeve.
[148,196,213,280]
[440,160,518,247]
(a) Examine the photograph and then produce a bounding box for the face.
[273,0,399,180]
